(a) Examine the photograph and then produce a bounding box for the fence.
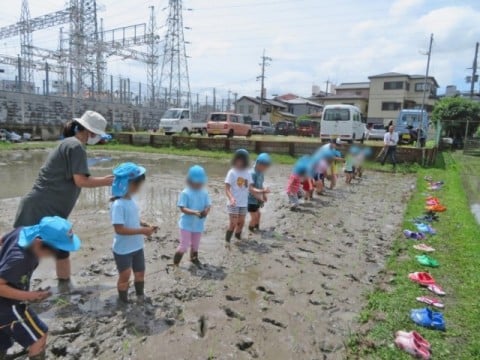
[464,138,480,156]
[115,133,438,164]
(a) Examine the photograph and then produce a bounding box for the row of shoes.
[395,186,447,359]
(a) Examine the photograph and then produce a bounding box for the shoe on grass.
[403,230,425,240]
[410,307,446,331]
[395,330,431,350]
[413,244,435,252]
[427,283,446,296]
[408,272,436,286]
[394,333,431,359]
[416,254,439,268]
[416,296,444,309]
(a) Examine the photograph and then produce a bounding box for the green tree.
[431,97,480,138]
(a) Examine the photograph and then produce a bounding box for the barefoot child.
[174,165,211,267]
[248,153,272,232]
[0,216,81,360]
[344,150,354,185]
[286,158,309,211]
[110,163,156,303]
[225,149,255,243]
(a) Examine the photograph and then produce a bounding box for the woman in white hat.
[13,111,114,291]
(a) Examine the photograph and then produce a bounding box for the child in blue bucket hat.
[110,162,156,303]
[174,165,211,267]
[248,153,272,232]
[0,216,81,360]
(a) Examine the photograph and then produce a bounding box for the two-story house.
[314,82,370,116]
[367,72,439,124]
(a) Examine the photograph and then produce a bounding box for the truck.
[158,108,207,135]
[320,104,365,143]
[395,109,429,145]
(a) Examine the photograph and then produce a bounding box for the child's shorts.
[227,206,247,216]
[113,249,145,273]
[345,170,354,174]
[313,173,324,181]
[247,204,260,213]
[0,304,48,351]
[302,179,314,192]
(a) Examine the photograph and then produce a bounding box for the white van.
[320,104,365,143]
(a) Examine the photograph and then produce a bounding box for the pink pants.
[177,230,202,253]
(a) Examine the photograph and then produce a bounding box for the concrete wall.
[0,90,165,139]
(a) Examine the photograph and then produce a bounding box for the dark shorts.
[56,250,70,260]
[0,304,48,351]
[313,173,324,181]
[345,170,354,174]
[113,249,145,273]
[248,204,260,213]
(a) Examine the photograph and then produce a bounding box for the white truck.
[158,108,207,136]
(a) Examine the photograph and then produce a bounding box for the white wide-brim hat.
[75,111,107,136]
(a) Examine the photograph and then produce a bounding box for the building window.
[383,81,404,90]
[406,82,410,91]
[248,105,254,114]
[381,102,401,111]
[415,83,430,92]
[238,105,245,113]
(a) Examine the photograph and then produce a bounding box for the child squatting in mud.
[110,162,157,303]
[248,153,272,233]
[0,216,81,360]
[174,165,211,267]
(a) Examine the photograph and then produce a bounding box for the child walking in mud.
[286,158,309,211]
[225,149,257,243]
[344,150,354,185]
[0,216,81,360]
[248,153,272,232]
[174,165,211,267]
[110,163,157,303]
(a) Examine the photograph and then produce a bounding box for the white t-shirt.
[225,168,253,207]
[384,131,399,146]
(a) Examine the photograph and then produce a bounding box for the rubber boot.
[29,351,46,360]
[134,281,144,296]
[225,230,233,243]
[248,226,256,232]
[190,252,202,267]
[173,252,184,266]
[118,290,128,303]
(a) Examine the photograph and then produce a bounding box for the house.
[277,97,323,117]
[367,72,439,124]
[309,82,369,116]
[235,96,295,123]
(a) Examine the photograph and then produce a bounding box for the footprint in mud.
[262,317,287,329]
[198,315,207,338]
[225,295,243,301]
[256,285,275,295]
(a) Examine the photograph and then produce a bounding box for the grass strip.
[348,152,480,359]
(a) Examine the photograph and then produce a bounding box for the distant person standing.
[13,111,114,292]
[381,125,399,169]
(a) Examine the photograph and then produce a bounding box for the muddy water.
[459,160,480,224]
[0,150,415,360]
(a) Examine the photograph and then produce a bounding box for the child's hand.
[264,187,271,194]
[263,194,268,202]
[142,226,156,237]
[229,198,236,207]
[28,290,52,302]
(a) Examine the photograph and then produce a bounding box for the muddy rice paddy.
[0,150,415,360]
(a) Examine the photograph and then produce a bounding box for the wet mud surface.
[0,150,415,359]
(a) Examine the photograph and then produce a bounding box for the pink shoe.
[408,272,436,286]
[427,284,446,296]
[416,296,445,309]
[395,335,431,359]
[413,244,435,252]
[395,330,431,350]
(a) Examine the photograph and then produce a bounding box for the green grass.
[348,152,480,359]
[0,141,58,150]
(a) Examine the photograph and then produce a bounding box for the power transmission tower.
[257,49,272,118]
[159,0,191,108]
[469,42,479,99]
[147,6,159,105]
[20,0,33,91]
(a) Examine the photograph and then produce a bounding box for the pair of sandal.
[408,272,446,296]
[404,230,425,240]
[425,204,447,212]
[413,243,435,252]
[416,254,439,268]
[410,308,446,331]
[415,223,436,235]
[395,330,431,359]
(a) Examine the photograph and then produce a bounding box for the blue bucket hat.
[349,146,361,155]
[256,153,272,165]
[187,165,207,184]
[18,216,81,252]
[293,156,310,175]
[112,162,147,197]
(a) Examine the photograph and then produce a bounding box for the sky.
[0,0,479,100]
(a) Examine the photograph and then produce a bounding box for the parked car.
[158,108,207,135]
[0,129,22,142]
[275,121,296,136]
[251,120,275,135]
[296,120,320,137]
[366,123,385,140]
[207,112,252,138]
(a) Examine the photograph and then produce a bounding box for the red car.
[296,120,320,137]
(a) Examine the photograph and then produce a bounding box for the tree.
[431,97,480,138]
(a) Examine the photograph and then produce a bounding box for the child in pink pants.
[174,165,211,267]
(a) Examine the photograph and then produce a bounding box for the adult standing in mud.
[381,125,399,169]
[13,111,114,292]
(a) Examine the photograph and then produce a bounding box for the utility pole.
[470,42,479,99]
[213,88,216,110]
[419,33,434,147]
[325,79,330,96]
[257,49,272,119]
[233,92,238,112]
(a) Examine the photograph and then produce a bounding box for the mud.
[0,150,415,360]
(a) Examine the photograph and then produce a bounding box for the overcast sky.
[0,0,479,99]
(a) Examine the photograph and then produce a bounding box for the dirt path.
[0,153,415,360]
